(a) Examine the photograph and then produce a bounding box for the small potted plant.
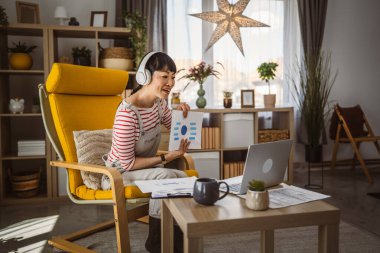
[8,42,37,70]
[72,46,92,66]
[245,179,269,211]
[0,5,9,26]
[257,62,279,108]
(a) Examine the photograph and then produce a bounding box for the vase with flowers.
[179,61,223,108]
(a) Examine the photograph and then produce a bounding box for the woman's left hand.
[176,102,190,118]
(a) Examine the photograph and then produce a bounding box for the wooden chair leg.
[350,141,373,184]
[331,139,340,170]
[374,140,380,155]
[352,142,361,170]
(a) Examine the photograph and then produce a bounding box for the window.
[167,0,299,108]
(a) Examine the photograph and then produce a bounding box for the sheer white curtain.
[167,0,300,108]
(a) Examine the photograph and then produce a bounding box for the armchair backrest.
[43,63,128,195]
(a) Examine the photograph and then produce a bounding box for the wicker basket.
[258,129,289,143]
[8,168,41,198]
[99,46,134,71]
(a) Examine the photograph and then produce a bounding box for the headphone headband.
[135,51,161,85]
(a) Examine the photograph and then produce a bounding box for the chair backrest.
[329,104,365,139]
[43,63,128,195]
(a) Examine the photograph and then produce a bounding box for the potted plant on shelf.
[291,52,337,163]
[72,46,92,66]
[0,5,9,26]
[245,179,269,211]
[257,62,279,108]
[123,11,147,68]
[8,42,37,70]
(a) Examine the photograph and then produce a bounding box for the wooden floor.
[293,164,380,236]
[0,165,380,252]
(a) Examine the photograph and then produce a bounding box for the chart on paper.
[169,111,203,151]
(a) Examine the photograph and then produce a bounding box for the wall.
[322,0,380,161]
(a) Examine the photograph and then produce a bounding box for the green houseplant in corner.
[123,11,147,68]
[8,41,37,70]
[291,52,337,163]
[257,62,278,108]
[245,179,269,211]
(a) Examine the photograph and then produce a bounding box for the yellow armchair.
[40,63,197,253]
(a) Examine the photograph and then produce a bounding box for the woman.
[103,51,190,252]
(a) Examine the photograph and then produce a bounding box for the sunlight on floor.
[0,215,59,253]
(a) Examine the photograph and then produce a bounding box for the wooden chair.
[330,104,380,183]
[39,63,198,253]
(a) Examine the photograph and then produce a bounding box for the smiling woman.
[104,51,193,252]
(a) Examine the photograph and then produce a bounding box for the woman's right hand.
[166,138,191,162]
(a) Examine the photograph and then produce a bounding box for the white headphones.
[135,51,161,85]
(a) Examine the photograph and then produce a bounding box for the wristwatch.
[160,154,167,164]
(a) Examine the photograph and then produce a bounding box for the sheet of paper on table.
[169,111,203,151]
[135,176,197,194]
[237,183,330,209]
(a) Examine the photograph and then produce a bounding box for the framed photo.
[241,89,255,108]
[16,1,40,24]
[90,11,107,27]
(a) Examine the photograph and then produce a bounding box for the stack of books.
[223,161,245,179]
[201,127,221,149]
[17,140,45,156]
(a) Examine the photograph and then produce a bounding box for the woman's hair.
[132,52,176,94]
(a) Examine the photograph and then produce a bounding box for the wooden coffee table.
[161,194,340,253]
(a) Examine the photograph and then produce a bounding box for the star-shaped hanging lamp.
[190,0,269,56]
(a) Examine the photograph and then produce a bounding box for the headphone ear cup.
[136,70,146,85]
[144,69,151,85]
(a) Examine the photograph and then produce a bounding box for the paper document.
[237,184,330,209]
[134,176,197,194]
[169,111,203,151]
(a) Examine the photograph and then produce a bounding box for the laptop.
[220,139,293,195]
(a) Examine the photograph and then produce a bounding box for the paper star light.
[190,0,269,56]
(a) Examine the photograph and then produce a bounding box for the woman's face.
[149,69,176,99]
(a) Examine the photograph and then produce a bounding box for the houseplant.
[245,179,269,210]
[179,61,223,108]
[257,62,278,108]
[72,46,92,66]
[8,42,37,70]
[123,12,147,68]
[0,5,9,26]
[291,52,337,162]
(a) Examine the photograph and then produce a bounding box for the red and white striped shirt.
[107,99,172,171]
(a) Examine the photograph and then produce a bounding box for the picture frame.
[90,11,107,27]
[241,89,255,108]
[16,1,40,24]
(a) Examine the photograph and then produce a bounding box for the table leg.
[260,230,274,253]
[185,236,202,253]
[318,223,339,253]
[161,200,174,253]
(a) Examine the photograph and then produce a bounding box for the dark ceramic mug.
[193,178,229,205]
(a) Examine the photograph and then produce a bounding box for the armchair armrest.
[50,161,126,204]
[155,151,195,170]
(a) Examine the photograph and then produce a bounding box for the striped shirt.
[107,99,172,171]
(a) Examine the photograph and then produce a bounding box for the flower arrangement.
[179,61,223,90]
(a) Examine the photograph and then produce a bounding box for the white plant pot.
[245,189,269,211]
[264,94,276,108]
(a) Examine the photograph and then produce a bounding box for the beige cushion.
[73,129,113,190]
